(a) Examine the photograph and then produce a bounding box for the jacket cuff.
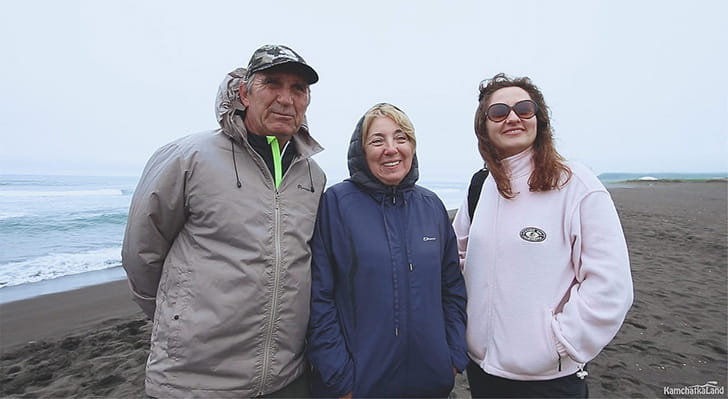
[321,356,355,397]
[553,332,569,358]
[128,280,156,319]
[451,349,469,373]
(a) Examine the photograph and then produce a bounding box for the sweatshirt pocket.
[491,308,560,376]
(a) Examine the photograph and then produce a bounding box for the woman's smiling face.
[364,116,414,186]
[486,86,538,158]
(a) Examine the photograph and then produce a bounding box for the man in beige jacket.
[122,44,326,398]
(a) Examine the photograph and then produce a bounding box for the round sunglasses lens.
[514,101,537,118]
[487,104,510,122]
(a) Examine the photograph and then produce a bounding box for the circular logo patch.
[520,227,546,242]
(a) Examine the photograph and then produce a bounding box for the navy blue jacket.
[307,107,468,398]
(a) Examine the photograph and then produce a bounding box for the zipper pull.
[395,327,399,336]
[409,263,413,272]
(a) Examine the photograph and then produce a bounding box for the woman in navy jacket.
[307,103,468,398]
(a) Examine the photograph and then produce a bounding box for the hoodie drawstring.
[230,137,242,188]
[403,196,413,274]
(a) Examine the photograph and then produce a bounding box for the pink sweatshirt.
[452,148,633,380]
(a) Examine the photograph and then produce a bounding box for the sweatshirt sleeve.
[440,207,469,372]
[121,144,188,319]
[552,190,634,363]
[451,196,471,271]
[306,192,355,396]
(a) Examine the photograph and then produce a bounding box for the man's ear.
[239,82,249,108]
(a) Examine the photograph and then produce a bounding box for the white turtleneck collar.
[503,146,535,180]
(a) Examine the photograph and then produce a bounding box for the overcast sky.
[1,0,726,183]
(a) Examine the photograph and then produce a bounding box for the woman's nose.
[504,108,521,123]
[382,140,398,154]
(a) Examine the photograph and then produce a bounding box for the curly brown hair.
[474,73,571,198]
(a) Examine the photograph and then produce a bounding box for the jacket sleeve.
[121,144,188,319]
[440,206,469,373]
[451,196,471,270]
[552,190,634,363]
[307,192,355,396]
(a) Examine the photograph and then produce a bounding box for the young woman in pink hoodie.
[452,73,633,398]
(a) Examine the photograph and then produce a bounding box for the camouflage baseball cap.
[245,44,319,84]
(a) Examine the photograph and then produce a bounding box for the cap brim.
[256,62,319,84]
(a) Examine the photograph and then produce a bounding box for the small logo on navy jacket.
[520,227,546,242]
[422,236,437,242]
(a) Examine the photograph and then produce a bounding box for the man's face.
[240,69,310,143]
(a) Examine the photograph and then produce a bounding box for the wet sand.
[1,181,726,397]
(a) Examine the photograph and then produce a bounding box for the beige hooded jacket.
[121,67,326,397]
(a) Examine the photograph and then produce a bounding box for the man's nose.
[276,89,294,105]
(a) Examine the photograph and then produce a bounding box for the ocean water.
[0,175,138,303]
[2,172,723,304]
[0,175,470,304]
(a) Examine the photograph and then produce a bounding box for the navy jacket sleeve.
[439,204,469,372]
[307,191,355,396]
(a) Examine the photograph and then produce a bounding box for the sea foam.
[0,246,122,288]
[0,189,125,197]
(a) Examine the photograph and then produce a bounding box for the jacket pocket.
[153,265,191,360]
[418,339,456,396]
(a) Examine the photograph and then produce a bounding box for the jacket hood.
[347,105,419,193]
[214,67,312,144]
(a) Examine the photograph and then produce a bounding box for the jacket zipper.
[259,191,283,394]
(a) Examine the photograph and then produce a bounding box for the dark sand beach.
[1,181,726,398]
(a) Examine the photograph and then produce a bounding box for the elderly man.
[122,44,326,398]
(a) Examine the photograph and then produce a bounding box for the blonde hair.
[361,103,416,150]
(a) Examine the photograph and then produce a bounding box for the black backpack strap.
[467,168,489,221]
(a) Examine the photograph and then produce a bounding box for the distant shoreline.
[596,172,728,183]
[621,178,728,183]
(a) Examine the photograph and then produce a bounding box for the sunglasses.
[486,100,538,122]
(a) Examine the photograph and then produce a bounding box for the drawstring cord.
[231,135,315,192]
[230,137,242,188]
[403,196,413,273]
[576,364,588,379]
